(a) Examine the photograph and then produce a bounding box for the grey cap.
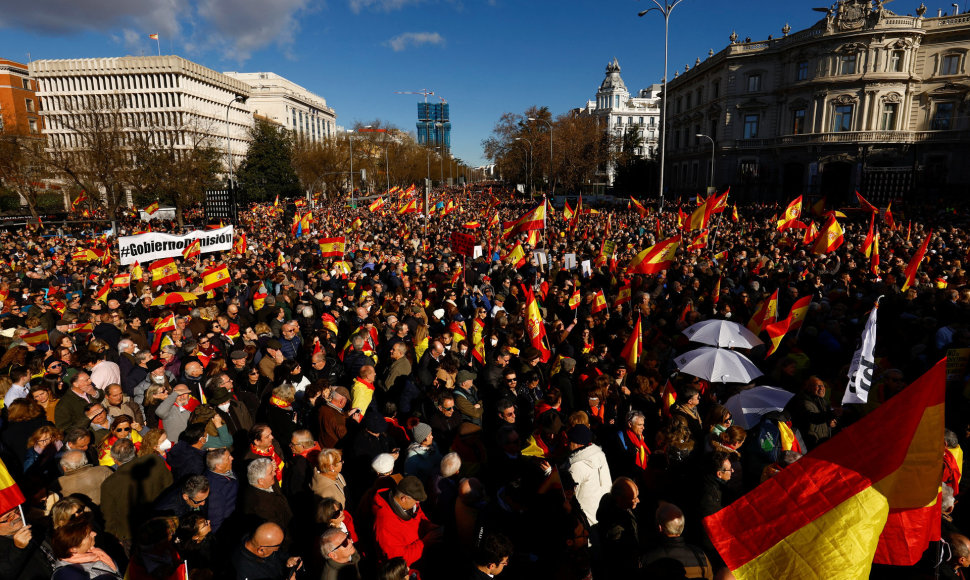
[412,423,432,444]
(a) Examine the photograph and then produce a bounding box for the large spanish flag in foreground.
[503,203,546,239]
[704,359,945,579]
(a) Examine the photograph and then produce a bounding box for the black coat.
[204,470,239,532]
[165,441,205,483]
[0,533,54,580]
[240,483,293,533]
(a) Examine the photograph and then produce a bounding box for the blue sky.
[0,1,924,166]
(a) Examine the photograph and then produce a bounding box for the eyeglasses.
[506,378,517,383]
[442,405,455,412]
[115,427,131,433]
[328,536,352,553]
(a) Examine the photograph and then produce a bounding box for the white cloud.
[349,0,424,14]
[0,0,313,63]
[387,31,445,52]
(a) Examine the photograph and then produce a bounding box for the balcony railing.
[724,130,969,149]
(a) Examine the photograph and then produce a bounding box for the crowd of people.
[0,184,967,580]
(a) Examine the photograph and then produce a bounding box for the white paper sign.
[564,253,577,270]
[473,246,483,259]
[581,260,592,277]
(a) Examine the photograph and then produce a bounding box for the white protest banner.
[118,226,234,265]
[843,301,879,405]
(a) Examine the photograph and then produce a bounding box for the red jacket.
[372,488,433,566]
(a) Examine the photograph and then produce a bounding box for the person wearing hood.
[563,424,612,526]
[404,423,441,483]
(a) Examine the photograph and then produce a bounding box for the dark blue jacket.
[205,469,239,532]
[165,441,205,483]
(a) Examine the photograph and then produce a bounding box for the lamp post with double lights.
[639,0,688,212]
[696,133,715,192]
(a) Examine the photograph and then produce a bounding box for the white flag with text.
[843,304,879,405]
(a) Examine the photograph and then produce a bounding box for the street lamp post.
[696,133,715,192]
[348,133,357,207]
[224,95,247,188]
[527,117,554,194]
[514,137,534,200]
[640,0,687,212]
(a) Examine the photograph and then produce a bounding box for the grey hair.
[205,447,230,471]
[161,344,178,355]
[117,339,134,353]
[59,449,88,473]
[943,484,956,513]
[110,438,137,465]
[656,503,686,537]
[440,452,462,478]
[134,350,153,364]
[945,429,960,449]
[183,474,210,499]
[319,527,348,556]
[626,409,645,426]
[247,457,274,487]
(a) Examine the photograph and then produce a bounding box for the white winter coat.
[566,443,612,525]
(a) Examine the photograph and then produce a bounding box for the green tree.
[237,119,301,203]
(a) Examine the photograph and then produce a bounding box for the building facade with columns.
[29,55,253,172]
[575,58,661,186]
[223,71,336,143]
[663,0,970,204]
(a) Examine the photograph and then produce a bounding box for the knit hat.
[568,424,593,446]
[371,453,395,475]
[396,475,427,502]
[412,423,432,444]
[560,357,577,373]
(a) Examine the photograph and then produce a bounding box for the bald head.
[184,361,203,376]
[612,477,639,510]
[950,533,970,568]
[656,502,686,537]
[247,522,284,558]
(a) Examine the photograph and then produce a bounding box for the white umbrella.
[723,386,796,429]
[682,319,763,349]
[674,347,764,384]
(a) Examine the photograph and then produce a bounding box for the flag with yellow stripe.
[704,359,945,578]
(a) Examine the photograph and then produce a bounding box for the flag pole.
[156,35,161,56]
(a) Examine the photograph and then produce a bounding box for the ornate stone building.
[663,0,970,204]
[575,58,661,186]
[223,71,336,143]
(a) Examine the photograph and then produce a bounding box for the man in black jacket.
[596,477,641,578]
[0,506,54,580]
[642,502,713,580]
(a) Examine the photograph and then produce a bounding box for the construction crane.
[395,89,435,103]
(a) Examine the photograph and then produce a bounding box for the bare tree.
[0,133,56,219]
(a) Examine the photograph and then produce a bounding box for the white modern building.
[29,55,254,170]
[575,58,662,185]
[224,71,336,143]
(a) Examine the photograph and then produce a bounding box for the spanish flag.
[812,214,844,254]
[449,321,467,342]
[233,232,247,255]
[627,234,681,275]
[150,257,180,286]
[810,196,826,216]
[802,221,818,245]
[182,239,201,260]
[731,205,739,223]
[883,202,897,231]
[747,289,778,335]
[861,213,876,258]
[687,197,712,231]
[69,322,93,335]
[524,287,551,362]
[615,281,631,306]
[95,282,111,303]
[319,237,346,258]
[369,197,387,212]
[131,261,143,280]
[710,189,730,213]
[705,360,945,578]
[687,229,708,252]
[0,458,25,515]
[630,197,649,217]
[22,327,49,346]
[568,290,581,310]
[348,217,362,232]
[619,314,642,370]
[763,312,791,357]
[591,290,607,314]
[503,242,526,268]
[563,200,575,220]
[503,203,546,239]
[776,195,802,229]
[488,212,500,229]
[871,228,881,276]
[253,289,268,311]
[398,199,418,214]
[463,221,481,229]
[901,229,932,292]
[112,273,131,287]
[321,313,339,335]
[788,295,812,331]
[145,201,159,215]
[202,264,231,291]
[856,190,878,213]
[72,191,87,211]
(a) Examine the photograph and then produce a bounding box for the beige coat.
[311,471,347,507]
[58,464,113,505]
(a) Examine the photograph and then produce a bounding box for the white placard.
[581,260,592,277]
[563,253,577,270]
[473,245,483,259]
[118,226,234,265]
[532,251,547,265]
